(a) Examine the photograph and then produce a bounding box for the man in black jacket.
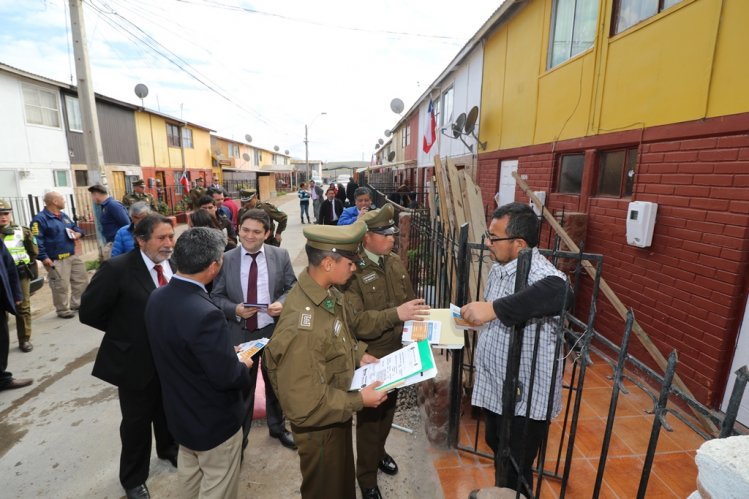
[79,215,178,499]
[146,227,252,499]
[318,187,344,225]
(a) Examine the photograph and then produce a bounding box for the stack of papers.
[402,304,478,349]
[349,340,437,392]
[236,337,269,363]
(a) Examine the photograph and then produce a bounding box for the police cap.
[0,199,12,212]
[239,189,257,202]
[132,179,145,187]
[361,203,399,235]
[304,221,366,262]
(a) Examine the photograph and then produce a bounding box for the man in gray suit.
[212,208,298,453]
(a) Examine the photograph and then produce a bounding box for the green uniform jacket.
[122,192,156,210]
[343,252,415,358]
[240,202,288,244]
[264,270,366,428]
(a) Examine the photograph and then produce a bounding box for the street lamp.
[304,112,327,181]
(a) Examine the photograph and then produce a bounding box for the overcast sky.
[0,0,502,162]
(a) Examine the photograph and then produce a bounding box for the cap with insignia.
[87,184,108,195]
[303,221,366,262]
[361,203,399,235]
[239,189,257,202]
[0,199,12,212]
[132,179,145,187]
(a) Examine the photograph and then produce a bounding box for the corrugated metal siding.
[62,92,139,166]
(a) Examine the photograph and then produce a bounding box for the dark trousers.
[241,324,286,450]
[292,419,355,499]
[300,201,311,222]
[356,389,398,488]
[484,409,547,494]
[118,377,177,489]
[0,311,12,387]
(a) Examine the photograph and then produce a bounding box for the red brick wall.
[475,124,749,407]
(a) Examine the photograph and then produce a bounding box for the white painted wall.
[0,72,71,198]
[418,47,484,167]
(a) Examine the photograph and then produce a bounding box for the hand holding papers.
[401,305,477,349]
[236,337,269,364]
[350,341,437,392]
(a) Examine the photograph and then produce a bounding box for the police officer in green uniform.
[237,189,287,247]
[343,204,430,499]
[122,179,156,210]
[264,221,388,499]
[188,177,207,210]
[0,199,39,352]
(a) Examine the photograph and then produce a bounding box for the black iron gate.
[406,209,748,498]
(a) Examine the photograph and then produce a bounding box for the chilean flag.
[422,99,436,154]
[179,171,190,193]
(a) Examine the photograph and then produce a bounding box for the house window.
[548,0,599,69]
[167,124,181,147]
[556,153,585,194]
[254,150,262,165]
[402,125,411,148]
[441,87,454,127]
[612,0,682,34]
[53,169,70,187]
[64,95,83,133]
[228,143,240,158]
[182,128,193,148]
[597,147,637,197]
[23,84,60,128]
[74,170,89,186]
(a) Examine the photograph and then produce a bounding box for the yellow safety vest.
[4,228,31,265]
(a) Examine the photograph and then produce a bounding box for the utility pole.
[68,0,105,255]
[304,124,310,183]
[69,0,106,187]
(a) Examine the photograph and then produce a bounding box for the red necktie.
[246,252,260,331]
[154,264,168,287]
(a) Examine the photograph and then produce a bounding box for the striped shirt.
[472,247,566,421]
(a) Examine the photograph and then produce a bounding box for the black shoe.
[362,486,382,499]
[125,484,150,499]
[378,453,398,475]
[270,430,297,450]
[20,341,33,352]
[0,378,33,391]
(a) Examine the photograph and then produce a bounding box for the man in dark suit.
[146,227,253,499]
[0,238,32,392]
[79,214,178,499]
[318,187,344,225]
[213,208,297,453]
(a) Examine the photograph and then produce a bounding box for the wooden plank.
[446,159,474,300]
[512,171,718,436]
[462,171,490,297]
[433,156,453,229]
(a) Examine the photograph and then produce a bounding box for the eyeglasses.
[484,231,522,243]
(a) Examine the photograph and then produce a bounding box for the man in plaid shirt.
[462,203,571,495]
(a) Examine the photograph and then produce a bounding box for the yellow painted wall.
[480,0,749,152]
[134,111,211,169]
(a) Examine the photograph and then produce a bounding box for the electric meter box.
[626,201,658,248]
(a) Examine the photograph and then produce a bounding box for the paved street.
[0,193,443,499]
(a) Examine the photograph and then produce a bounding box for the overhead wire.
[84,0,275,129]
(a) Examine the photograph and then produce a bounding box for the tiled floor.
[430,354,705,498]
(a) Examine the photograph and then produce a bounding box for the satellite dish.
[213,147,222,156]
[284,149,290,155]
[242,153,250,161]
[387,151,396,162]
[274,145,280,152]
[455,113,467,133]
[390,98,404,114]
[245,134,252,143]
[374,144,380,150]
[378,138,384,145]
[134,83,149,99]
[464,106,479,135]
[384,129,391,137]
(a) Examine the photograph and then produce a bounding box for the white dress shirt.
[240,244,273,329]
[140,251,173,288]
